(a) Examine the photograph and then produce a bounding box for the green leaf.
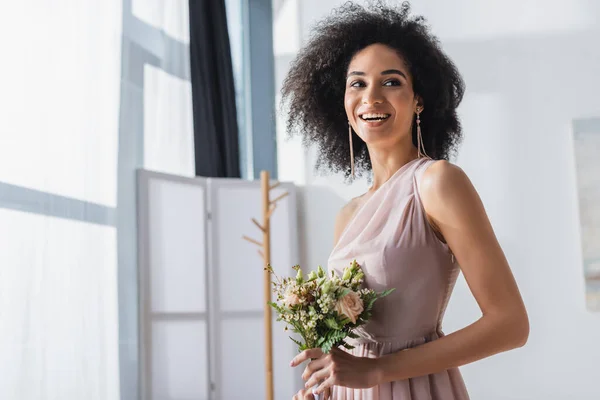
[317,265,325,278]
[341,341,355,350]
[347,331,359,339]
[324,318,340,330]
[342,267,352,281]
[367,298,377,310]
[290,336,303,349]
[317,336,327,347]
[322,340,333,354]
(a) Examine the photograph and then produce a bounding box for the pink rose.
[284,291,301,307]
[335,291,364,324]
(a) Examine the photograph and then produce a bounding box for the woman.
[280,1,529,399]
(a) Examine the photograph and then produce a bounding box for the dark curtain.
[189,0,241,178]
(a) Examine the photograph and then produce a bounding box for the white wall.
[275,1,600,399]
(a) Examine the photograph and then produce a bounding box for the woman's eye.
[350,80,365,88]
[384,79,401,87]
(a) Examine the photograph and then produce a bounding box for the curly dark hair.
[280,1,465,178]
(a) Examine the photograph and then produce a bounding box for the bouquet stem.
[311,384,321,400]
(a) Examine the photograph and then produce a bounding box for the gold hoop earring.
[348,122,355,178]
[416,110,430,159]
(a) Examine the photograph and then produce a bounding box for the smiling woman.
[280,2,529,400]
[280,1,464,180]
[345,45,422,157]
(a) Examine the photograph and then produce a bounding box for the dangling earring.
[416,109,430,159]
[348,122,355,178]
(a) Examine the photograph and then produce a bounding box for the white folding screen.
[209,178,301,400]
[138,170,301,400]
[138,171,210,400]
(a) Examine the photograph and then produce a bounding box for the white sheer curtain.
[0,211,119,399]
[0,0,195,398]
[143,63,194,177]
[133,0,195,177]
[0,1,121,205]
[0,2,122,399]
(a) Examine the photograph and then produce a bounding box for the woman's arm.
[375,160,529,382]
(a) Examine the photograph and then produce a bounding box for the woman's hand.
[290,347,380,396]
[291,386,330,400]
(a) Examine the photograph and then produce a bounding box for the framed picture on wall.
[573,117,600,311]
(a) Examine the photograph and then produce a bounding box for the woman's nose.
[362,86,384,105]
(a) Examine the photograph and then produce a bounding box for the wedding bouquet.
[266,260,394,354]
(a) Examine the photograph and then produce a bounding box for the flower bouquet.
[267,260,394,355]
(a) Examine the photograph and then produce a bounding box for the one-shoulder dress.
[328,158,470,400]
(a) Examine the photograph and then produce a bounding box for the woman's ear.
[414,95,424,112]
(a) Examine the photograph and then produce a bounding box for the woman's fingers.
[315,375,336,396]
[291,349,330,399]
[302,356,329,381]
[294,388,313,400]
[294,380,333,399]
[292,388,307,400]
[304,365,330,389]
[291,348,324,367]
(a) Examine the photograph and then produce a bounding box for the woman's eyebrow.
[346,69,407,79]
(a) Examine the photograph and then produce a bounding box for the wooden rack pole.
[261,170,274,400]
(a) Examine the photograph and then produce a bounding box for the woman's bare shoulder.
[419,160,472,211]
[419,159,483,229]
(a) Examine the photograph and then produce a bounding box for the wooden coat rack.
[242,170,289,400]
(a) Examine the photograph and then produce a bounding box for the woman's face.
[344,43,420,148]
